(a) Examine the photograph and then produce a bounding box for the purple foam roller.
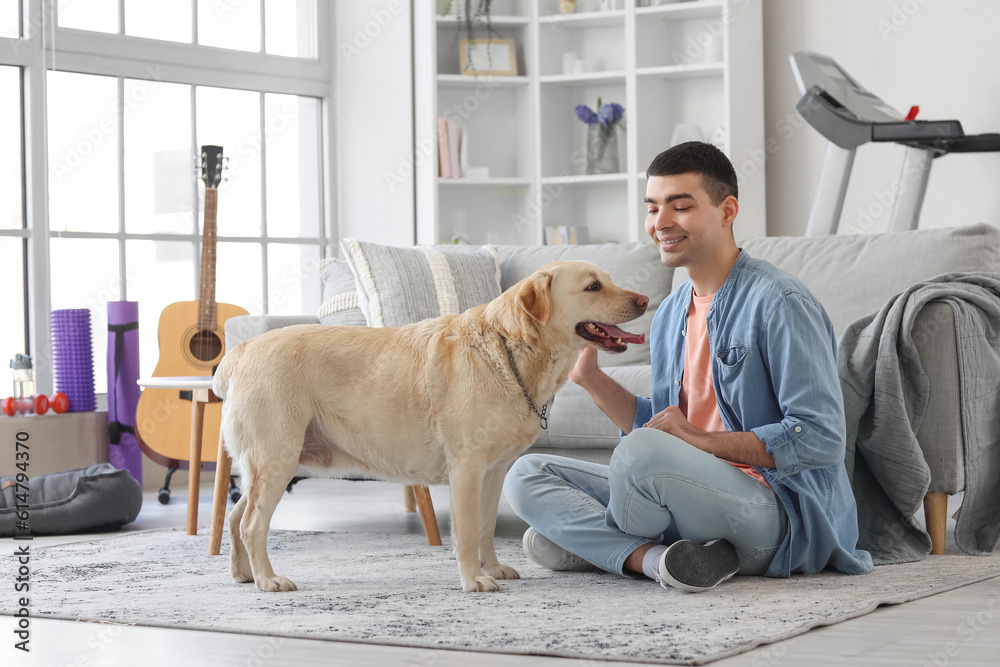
[51,308,96,412]
[106,301,142,483]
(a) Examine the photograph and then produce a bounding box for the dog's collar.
[500,336,548,430]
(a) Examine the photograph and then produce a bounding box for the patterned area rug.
[7,528,1000,665]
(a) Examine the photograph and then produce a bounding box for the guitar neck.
[197,187,218,331]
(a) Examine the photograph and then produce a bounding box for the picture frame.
[459,38,518,76]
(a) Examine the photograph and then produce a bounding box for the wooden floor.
[2,479,998,666]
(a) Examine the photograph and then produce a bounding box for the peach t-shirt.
[679,292,769,488]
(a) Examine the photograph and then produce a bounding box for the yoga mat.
[50,309,96,412]
[107,301,142,483]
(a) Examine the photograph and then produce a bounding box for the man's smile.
[657,236,686,250]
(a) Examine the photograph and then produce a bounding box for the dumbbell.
[2,392,70,416]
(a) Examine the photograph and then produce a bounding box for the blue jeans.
[503,428,788,576]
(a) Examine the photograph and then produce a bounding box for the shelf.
[539,71,628,87]
[416,0,767,244]
[635,0,724,21]
[541,173,629,185]
[636,63,724,80]
[436,15,531,27]
[438,177,532,186]
[537,10,626,29]
[437,74,530,88]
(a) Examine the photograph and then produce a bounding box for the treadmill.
[790,51,1000,235]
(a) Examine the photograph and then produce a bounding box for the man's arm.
[644,405,776,467]
[749,292,847,476]
[569,347,638,434]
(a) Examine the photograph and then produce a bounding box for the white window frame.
[0,0,338,395]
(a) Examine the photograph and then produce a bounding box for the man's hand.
[569,346,600,388]
[568,346,637,434]
[643,405,701,440]
[644,406,777,468]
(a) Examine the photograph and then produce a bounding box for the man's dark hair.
[646,141,738,205]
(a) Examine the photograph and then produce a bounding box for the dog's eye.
[586,282,601,292]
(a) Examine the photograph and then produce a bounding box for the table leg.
[209,428,232,556]
[412,485,442,546]
[187,398,206,536]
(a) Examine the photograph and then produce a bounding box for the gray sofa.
[225,223,1000,552]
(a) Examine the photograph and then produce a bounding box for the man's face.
[643,173,734,269]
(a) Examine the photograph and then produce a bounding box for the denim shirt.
[632,250,873,577]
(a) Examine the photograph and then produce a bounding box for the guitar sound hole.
[189,331,222,362]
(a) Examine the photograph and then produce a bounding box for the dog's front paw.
[256,575,298,592]
[483,563,520,580]
[462,575,501,593]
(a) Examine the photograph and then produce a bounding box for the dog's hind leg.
[478,463,520,582]
[449,458,500,592]
[228,492,253,583]
[240,456,301,592]
[220,409,253,583]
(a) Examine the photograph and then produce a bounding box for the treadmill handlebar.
[872,120,965,145]
[946,133,1000,153]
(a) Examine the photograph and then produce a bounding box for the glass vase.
[586,123,620,175]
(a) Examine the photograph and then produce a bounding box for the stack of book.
[437,118,468,178]
[544,225,590,245]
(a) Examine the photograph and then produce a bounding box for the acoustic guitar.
[136,145,249,474]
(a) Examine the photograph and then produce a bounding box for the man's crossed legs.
[503,428,788,591]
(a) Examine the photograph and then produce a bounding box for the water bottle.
[9,354,35,417]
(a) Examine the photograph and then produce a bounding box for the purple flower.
[576,100,625,128]
[575,105,598,124]
[597,103,625,128]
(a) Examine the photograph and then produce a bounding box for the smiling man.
[503,141,872,592]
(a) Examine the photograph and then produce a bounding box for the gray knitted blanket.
[838,272,1000,564]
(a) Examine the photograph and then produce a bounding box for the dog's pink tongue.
[597,323,646,344]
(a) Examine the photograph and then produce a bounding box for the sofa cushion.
[533,366,651,452]
[341,239,502,327]
[496,243,672,368]
[739,223,1000,336]
[317,258,368,327]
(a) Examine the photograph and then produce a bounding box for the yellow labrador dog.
[213,261,647,593]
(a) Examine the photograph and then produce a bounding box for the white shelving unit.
[415,0,765,247]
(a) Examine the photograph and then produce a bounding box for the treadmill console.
[790,51,968,150]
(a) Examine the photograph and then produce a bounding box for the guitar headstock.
[199,145,225,189]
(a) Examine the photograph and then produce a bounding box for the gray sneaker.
[657,539,740,593]
[522,527,596,572]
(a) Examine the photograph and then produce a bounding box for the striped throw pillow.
[340,239,502,328]
[317,258,368,327]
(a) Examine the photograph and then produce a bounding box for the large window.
[58,0,316,56]
[0,65,26,366]
[1,0,331,395]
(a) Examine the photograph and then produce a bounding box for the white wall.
[333,1,416,247]
[762,0,1000,236]
[331,1,1000,243]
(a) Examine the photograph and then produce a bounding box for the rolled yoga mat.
[106,301,142,483]
[50,309,96,412]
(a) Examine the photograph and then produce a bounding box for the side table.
[136,376,220,536]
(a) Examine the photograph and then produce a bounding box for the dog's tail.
[212,341,244,401]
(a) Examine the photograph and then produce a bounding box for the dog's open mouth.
[576,322,646,353]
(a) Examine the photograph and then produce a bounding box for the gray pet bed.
[0,463,143,537]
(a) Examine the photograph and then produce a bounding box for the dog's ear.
[515,272,553,325]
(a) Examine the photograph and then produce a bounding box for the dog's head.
[506,261,648,354]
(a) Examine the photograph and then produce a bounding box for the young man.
[503,142,872,592]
